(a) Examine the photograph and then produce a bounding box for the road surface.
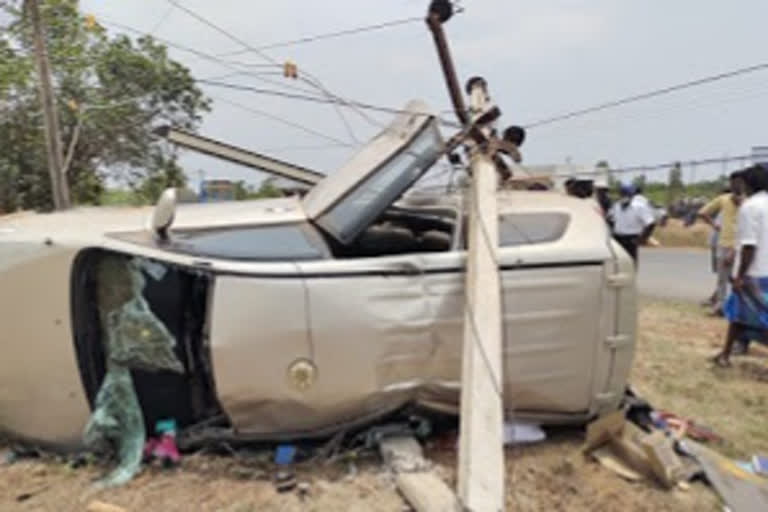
[637,247,712,302]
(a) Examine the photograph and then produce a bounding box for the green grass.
[632,300,768,459]
[99,188,146,206]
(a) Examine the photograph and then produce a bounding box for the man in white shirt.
[714,165,768,366]
[610,184,656,264]
[632,184,658,237]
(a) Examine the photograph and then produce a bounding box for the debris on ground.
[583,409,686,489]
[15,485,49,503]
[297,481,311,501]
[273,443,299,493]
[683,440,768,512]
[274,469,297,493]
[354,415,432,450]
[651,411,723,443]
[503,421,546,445]
[274,444,297,466]
[584,384,768,512]
[753,454,768,476]
[86,501,128,512]
[379,436,460,512]
[1,449,16,466]
[143,419,181,468]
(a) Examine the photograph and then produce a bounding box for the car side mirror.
[151,188,177,241]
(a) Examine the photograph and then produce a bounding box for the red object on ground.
[151,434,181,465]
[658,411,723,443]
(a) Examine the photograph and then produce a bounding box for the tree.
[0,0,210,211]
[249,177,283,199]
[667,161,684,206]
[133,154,188,204]
[632,174,647,191]
[233,180,250,201]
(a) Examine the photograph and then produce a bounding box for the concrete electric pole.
[426,1,521,509]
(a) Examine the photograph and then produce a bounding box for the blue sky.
[75,1,768,187]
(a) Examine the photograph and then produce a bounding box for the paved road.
[637,247,712,303]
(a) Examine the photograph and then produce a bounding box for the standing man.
[702,212,722,308]
[697,171,744,315]
[713,165,768,367]
[595,181,614,229]
[595,181,613,216]
[611,184,656,265]
[632,184,657,244]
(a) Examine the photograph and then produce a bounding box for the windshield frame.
[302,100,444,245]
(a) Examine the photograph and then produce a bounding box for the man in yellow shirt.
[698,171,744,315]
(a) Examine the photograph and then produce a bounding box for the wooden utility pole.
[27,0,71,209]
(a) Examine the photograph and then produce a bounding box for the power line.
[96,16,461,134]
[198,79,462,126]
[93,19,461,134]
[525,62,768,129]
[164,0,377,140]
[149,3,176,36]
[164,0,279,67]
[210,95,353,147]
[567,153,752,179]
[537,80,768,139]
[218,16,422,56]
[97,19,332,98]
[615,154,751,174]
[91,17,367,148]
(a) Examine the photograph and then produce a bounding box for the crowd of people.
[564,165,768,368]
[564,178,657,265]
[705,164,768,367]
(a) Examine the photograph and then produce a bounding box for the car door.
[200,225,324,435]
[413,209,609,416]
[294,254,432,430]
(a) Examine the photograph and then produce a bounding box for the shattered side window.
[169,224,324,261]
[499,213,570,247]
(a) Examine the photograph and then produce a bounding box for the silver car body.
[0,101,637,447]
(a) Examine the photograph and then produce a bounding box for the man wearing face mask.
[610,183,655,265]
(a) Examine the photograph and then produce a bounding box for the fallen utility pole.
[457,80,505,512]
[155,126,324,186]
[27,0,70,210]
[426,1,507,510]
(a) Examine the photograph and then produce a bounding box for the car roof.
[0,196,307,237]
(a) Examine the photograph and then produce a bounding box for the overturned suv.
[0,101,636,450]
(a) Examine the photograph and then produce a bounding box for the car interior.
[71,249,225,436]
[327,204,460,258]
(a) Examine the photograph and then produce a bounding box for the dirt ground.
[2,300,766,511]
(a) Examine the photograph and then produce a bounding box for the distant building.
[199,179,235,202]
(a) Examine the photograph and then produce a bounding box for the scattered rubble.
[582,401,768,512]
